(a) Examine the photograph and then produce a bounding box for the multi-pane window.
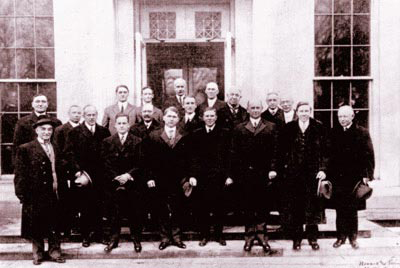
[149,12,176,39]
[0,0,56,174]
[314,0,370,128]
[195,12,221,39]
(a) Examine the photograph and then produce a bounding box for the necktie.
[91,126,95,134]
[253,121,257,128]
[120,135,125,145]
[121,104,124,113]
[43,142,51,159]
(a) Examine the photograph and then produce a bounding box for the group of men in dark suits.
[13,82,375,264]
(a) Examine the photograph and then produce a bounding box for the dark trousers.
[195,203,224,239]
[290,223,319,242]
[109,189,143,244]
[244,210,268,243]
[74,186,104,240]
[148,189,184,243]
[335,207,358,241]
[32,231,61,261]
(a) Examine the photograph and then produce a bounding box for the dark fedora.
[352,180,373,200]
[33,115,57,129]
[317,179,332,199]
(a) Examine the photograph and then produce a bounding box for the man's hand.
[362,177,370,184]
[225,178,233,186]
[147,180,156,188]
[268,171,277,180]
[117,173,133,185]
[316,171,326,180]
[189,177,197,187]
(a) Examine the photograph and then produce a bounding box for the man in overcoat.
[14,117,66,265]
[134,87,163,123]
[13,94,62,164]
[279,101,328,251]
[261,92,285,128]
[102,113,144,253]
[328,105,375,249]
[178,95,203,134]
[102,85,137,135]
[187,107,232,247]
[231,99,278,253]
[217,88,248,130]
[142,106,188,250]
[129,103,162,140]
[198,82,226,117]
[64,105,111,247]
[162,78,187,117]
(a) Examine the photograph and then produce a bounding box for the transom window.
[149,12,176,39]
[195,12,222,39]
[314,0,371,128]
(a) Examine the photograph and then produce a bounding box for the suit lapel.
[160,130,170,145]
[113,103,120,115]
[245,121,255,133]
[172,131,183,148]
[254,121,267,135]
[126,103,135,114]
[33,139,51,161]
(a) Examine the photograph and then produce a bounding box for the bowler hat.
[317,179,332,199]
[33,115,56,129]
[352,180,373,200]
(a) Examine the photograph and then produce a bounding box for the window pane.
[334,47,350,76]
[0,49,16,78]
[1,145,13,174]
[314,111,332,128]
[354,0,370,13]
[16,18,34,48]
[314,81,331,109]
[354,110,368,128]
[38,83,56,111]
[353,15,369,44]
[36,48,54,78]
[1,114,18,143]
[19,83,37,111]
[0,0,14,16]
[35,18,54,47]
[315,0,332,13]
[334,15,350,44]
[353,46,370,76]
[333,80,350,108]
[0,18,15,47]
[315,47,332,76]
[15,0,34,16]
[1,83,18,111]
[315,15,332,45]
[16,49,35,78]
[334,0,351,13]
[351,81,368,108]
[35,0,53,16]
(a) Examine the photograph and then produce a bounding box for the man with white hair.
[130,103,162,140]
[280,96,297,124]
[198,82,226,117]
[65,105,111,247]
[163,78,187,117]
[217,88,248,130]
[328,105,375,249]
[261,91,285,127]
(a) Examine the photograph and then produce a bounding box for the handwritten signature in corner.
[359,257,400,268]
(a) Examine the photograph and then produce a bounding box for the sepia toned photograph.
[0,0,400,267]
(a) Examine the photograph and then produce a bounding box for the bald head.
[338,105,355,128]
[174,78,187,97]
[227,88,242,107]
[83,105,98,126]
[141,103,154,122]
[280,96,294,112]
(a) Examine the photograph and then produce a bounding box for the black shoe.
[293,240,301,251]
[309,241,320,250]
[175,241,186,249]
[159,242,169,250]
[82,238,90,248]
[261,242,271,253]
[133,241,142,253]
[104,242,118,253]
[218,238,227,246]
[243,241,252,252]
[333,239,345,248]
[199,238,208,247]
[350,240,359,249]
[49,256,66,263]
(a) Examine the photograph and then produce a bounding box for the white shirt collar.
[144,121,152,128]
[176,95,185,104]
[37,137,50,144]
[164,126,176,134]
[118,101,128,110]
[344,122,353,131]
[35,111,46,117]
[250,117,261,126]
[118,132,127,139]
[207,98,217,108]
[298,120,310,132]
[185,113,195,122]
[268,108,278,115]
[85,122,95,131]
[205,124,216,132]
[284,110,294,123]
[68,121,80,128]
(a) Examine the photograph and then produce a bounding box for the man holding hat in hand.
[14,116,66,265]
[328,105,375,249]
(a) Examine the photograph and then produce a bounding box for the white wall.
[54,0,116,123]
